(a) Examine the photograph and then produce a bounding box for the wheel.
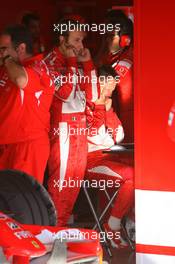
[0,169,57,225]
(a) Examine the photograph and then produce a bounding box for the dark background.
[0,0,133,53]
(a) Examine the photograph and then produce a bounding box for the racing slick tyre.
[0,169,57,225]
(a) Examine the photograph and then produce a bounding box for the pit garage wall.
[134,0,175,263]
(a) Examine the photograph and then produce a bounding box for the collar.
[22,53,43,66]
[52,47,66,66]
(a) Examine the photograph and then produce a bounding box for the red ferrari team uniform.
[86,102,134,219]
[44,47,99,226]
[108,47,133,143]
[0,54,54,183]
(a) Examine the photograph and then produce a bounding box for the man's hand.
[100,78,116,97]
[0,46,10,66]
[107,78,117,93]
[77,48,91,62]
[105,98,112,111]
[64,47,76,58]
[95,87,106,105]
[98,78,116,110]
[0,48,27,89]
[61,43,76,58]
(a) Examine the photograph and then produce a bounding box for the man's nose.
[78,42,84,50]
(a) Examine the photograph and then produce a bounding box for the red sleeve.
[105,108,124,143]
[23,64,53,93]
[105,108,121,128]
[86,102,105,136]
[45,53,78,101]
[55,57,78,101]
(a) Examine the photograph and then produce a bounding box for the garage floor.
[73,218,136,264]
[103,247,135,264]
[73,189,136,264]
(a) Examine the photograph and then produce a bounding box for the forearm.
[54,57,78,101]
[4,56,27,89]
[105,108,124,143]
[86,103,105,132]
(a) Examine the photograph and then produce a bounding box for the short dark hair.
[98,64,117,78]
[3,24,33,54]
[53,18,81,45]
[22,13,40,27]
[106,9,133,39]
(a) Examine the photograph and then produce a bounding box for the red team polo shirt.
[0,54,54,144]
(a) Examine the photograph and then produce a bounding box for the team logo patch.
[116,60,132,77]
[14,231,33,240]
[117,66,128,77]
[31,240,40,249]
[7,221,20,230]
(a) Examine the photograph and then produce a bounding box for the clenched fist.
[77,48,91,62]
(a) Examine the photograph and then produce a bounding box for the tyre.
[0,169,57,225]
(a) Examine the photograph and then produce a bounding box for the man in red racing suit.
[44,19,99,226]
[86,65,134,248]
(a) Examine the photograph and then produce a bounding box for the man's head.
[0,25,33,63]
[54,19,86,56]
[106,10,133,53]
[22,13,40,40]
[98,65,117,97]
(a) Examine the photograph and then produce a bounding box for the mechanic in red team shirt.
[0,25,54,183]
[44,19,99,226]
[86,65,134,248]
[97,10,134,142]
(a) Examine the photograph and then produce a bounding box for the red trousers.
[48,117,87,226]
[86,150,134,219]
[0,135,50,184]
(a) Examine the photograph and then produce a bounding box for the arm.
[86,86,106,132]
[115,58,133,109]
[105,107,124,144]
[3,56,27,89]
[44,49,79,102]
[54,57,79,102]
[86,98,115,149]
[99,77,125,144]
[86,102,106,135]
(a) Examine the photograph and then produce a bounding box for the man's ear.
[16,43,26,54]
[59,36,65,45]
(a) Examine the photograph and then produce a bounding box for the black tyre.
[0,169,57,225]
